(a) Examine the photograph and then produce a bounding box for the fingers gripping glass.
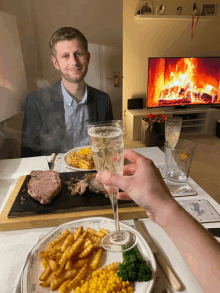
[87,120,137,252]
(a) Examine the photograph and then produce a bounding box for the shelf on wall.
[134,15,217,21]
[182,124,205,128]
[182,118,206,122]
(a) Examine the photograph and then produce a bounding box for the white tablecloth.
[0,147,220,293]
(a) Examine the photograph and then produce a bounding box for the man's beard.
[61,66,88,84]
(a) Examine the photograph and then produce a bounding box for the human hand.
[96,150,178,225]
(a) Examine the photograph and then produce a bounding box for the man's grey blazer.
[21,80,114,157]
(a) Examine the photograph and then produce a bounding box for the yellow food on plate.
[74,269,134,293]
[38,225,112,291]
[66,147,95,169]
[90,248,103,271]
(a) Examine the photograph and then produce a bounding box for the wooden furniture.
[0,176,146,231]
[126,107,220,140]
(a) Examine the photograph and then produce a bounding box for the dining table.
[0,146,220,293]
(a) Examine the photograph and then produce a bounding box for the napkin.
[0,156,49,180]
[0,231,43,293]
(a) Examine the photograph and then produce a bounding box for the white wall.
[123,0,220,124]
[1,0,122,108]
[0,0,122,158]
[0,11,28,122]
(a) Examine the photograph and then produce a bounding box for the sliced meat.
[28,170,62,204]
[71,173,107,195]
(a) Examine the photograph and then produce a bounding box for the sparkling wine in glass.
[87,120,137,252]
[165,116,182,148]
[160,116,182,177]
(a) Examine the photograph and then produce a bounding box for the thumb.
[96,172,130,192]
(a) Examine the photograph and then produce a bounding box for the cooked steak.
[28,170,62,204]
[71,173,107,196]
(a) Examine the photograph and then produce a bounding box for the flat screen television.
[147,57,220,109]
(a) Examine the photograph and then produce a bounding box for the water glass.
[165,139,196,193]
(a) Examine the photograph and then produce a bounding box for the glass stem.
[110,193,120,233]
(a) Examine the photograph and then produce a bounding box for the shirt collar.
[61,81,88,107]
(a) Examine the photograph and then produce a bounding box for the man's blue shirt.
[61,81,90,152]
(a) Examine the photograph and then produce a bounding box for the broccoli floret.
[118,262,138,282]
[118,264,129,281]
[117,245,152,283]
[123,248,137,263]
[137,262,152,282]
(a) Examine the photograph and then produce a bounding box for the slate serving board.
[8,171,137,218]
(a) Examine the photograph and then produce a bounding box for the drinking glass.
[165,139,196,193]
[87,120,137,252]
[160,116,182,177]
[165,116,182,148]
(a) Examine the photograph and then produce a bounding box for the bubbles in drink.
[88,126,124,176]
[165,131,180,149]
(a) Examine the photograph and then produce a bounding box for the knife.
[48,153,56,170]
[134,219,183,291]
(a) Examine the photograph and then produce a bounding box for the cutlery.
[134,219,183,291]
[48,153,56,170]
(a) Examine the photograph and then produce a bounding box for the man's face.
[51,39,90,84]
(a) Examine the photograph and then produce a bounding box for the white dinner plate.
[21,217,157,293]
[63,145,96,171]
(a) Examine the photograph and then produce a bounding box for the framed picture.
[139,1,154,15]
[201,4,216,16]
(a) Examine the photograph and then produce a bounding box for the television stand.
[162,107,206,113]
[211,105,220,109]
[126,107,220,140]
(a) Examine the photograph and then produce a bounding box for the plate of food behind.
[21,217,157,293]
[63,145,96,171]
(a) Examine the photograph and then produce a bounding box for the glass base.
[165,179,189,193]
[102,230,137,252]
[159,166,166,178]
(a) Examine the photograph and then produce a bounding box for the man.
[21,27,113,157]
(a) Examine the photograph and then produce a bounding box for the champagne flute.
[165,116,182,148]
[87,120,137,252]
[160,117,182,177]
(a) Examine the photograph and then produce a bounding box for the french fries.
[50,269,77,290]
[65,258,73,271]
[48,259,59,271]
[39,265,52,281]
[90,248,103,271]
[58,279,72,293]
[61,234,75,252]
[38,225,112,291]
[73,226,83,241]
[73,258,91,268]
[66,147,95,169]
[68,264,89,289]
[78,243,94,259]
[48,229,70,248]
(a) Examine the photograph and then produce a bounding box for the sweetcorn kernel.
[74,268,134,293]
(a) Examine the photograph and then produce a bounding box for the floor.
[124,134,220,206]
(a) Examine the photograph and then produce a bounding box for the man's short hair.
[49,27,88,56]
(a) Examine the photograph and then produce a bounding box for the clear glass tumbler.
[165,139,196,193]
